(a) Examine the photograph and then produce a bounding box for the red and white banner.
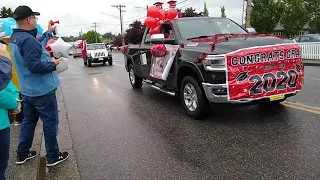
[150,45,179,80]
[226,44,304,101]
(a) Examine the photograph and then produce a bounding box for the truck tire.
[129,64,142,89]
[180,76,209,119]
[108,58,113,66]
[83,59,87,66]
[87,59,92,67]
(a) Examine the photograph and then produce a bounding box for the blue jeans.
[0,127,10,180]
[17,93,60,163]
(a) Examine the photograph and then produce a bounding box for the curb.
[304,62,320,67]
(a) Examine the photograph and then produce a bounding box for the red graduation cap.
[168,0,177,7]
[154,2,164,9]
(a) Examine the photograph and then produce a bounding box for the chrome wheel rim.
[129,68,135,84]
[183,84,198,112]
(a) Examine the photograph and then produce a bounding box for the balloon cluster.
[144,6,178,35]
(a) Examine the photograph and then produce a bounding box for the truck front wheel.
[129,64,142,89]
[180,76,209,119]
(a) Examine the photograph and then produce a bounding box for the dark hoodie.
[0,56,12,91]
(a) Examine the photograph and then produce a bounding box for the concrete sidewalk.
[304,59,320,67]
[6,86,81,180]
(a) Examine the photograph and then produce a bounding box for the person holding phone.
[9,5,68,167]
[0,43,21,180]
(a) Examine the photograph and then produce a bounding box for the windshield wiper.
[187,35,212,40]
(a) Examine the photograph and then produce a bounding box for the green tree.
[124,20,145,44]
[251,0,285,34]
[102,32,116,40]
[305,0,320,33]
[204,2,209,16]
[82,30,102,44]
[0,7,7,18]
[6,8,13,17]
[181,7,200,17]
[281,0,308,38]
[221,6,226,18]
[0,7,13,18]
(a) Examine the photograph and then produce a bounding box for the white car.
[84,43,113,67]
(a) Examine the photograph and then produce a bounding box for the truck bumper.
[202,82,299,104]
[88,57,111,63]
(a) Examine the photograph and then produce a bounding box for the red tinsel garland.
[189,33,286,52]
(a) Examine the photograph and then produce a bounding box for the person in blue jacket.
[9,5,68,167]
[0,43,21,180]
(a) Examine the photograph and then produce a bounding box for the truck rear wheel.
[180,76,209,119]
[129,64,142,89]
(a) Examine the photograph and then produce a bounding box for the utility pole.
[91,22,99,43]
[112,4,126,46]
[245,0,253,28]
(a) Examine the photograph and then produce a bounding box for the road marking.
[114,63,125,68]
[304,77,320,81]
[281,101,320,115]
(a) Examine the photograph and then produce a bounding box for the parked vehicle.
[70,46,82,58]
[122,17,304,119]
[292,34,320,43]
[84,43,113,67]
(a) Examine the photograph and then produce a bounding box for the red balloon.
[167,8,178,20]
[159,9,166,20]
[147,6,161,19]
[149,25,161,35]
[45,38,56,51]
[144,17,160,29]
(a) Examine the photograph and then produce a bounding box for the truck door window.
[161,24,175,39]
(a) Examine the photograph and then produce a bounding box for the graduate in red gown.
[167,0,182,18]
[78,38,87,60]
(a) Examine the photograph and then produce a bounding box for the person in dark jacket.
[0,42,21,180]
[9,5,69,167]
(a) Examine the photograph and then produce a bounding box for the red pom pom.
[151,44,167,57]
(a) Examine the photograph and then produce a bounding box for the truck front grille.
[95,52,105,57]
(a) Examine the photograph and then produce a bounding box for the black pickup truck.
[122,17,304,119]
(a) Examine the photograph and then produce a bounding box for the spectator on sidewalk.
[9,5,69,167]
[0,43,21,180]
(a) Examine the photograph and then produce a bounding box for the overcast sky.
[2,0,246,37]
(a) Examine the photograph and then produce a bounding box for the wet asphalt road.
[59,53,320,180]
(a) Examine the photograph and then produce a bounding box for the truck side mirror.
[150,34,165,44]
[150,34,177,45]
[246,27,256,34]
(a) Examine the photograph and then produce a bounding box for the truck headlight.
[203,55,226,71]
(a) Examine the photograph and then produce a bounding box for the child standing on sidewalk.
[0,43,21,180]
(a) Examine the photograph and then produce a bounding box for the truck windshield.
[87,44,95,50]
[176,18,248,40]
[94,44,105,49]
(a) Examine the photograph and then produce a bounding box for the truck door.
[139,28,153,79]
[139,24,178,82]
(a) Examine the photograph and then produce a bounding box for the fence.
[298,42,320,60]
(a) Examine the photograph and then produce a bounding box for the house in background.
[273,23,312,37]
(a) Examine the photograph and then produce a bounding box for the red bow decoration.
[151,44,168,57]
[144,5,179,35]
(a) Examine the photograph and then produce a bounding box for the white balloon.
[49,37,72,58]
[56,57,68,74]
